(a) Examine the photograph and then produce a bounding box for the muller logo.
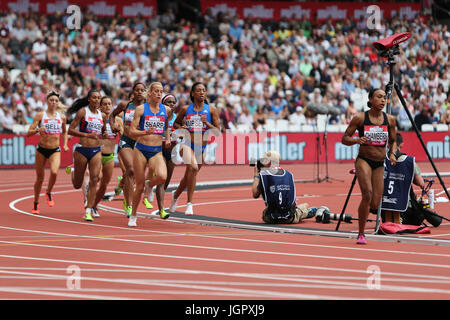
[0,136,35,166]
[8,0,39,13]
[123,2,154,17]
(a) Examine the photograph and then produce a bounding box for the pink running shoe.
[356,233,367,245]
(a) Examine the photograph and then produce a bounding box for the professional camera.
[249,158,264,172]
[372,32,411,57]
[315,206,353,224]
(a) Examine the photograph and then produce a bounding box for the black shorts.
[357,155,384,170]
[118,135,136,151]
[37,145,61,159]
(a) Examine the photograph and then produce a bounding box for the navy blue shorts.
[75,145,101,161]
[135,143,162,161]
[185,142,207,156]
[162,148,172,162]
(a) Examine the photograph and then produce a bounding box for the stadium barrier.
[0,131,448,168]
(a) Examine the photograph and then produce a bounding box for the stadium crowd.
[0,7,449,134]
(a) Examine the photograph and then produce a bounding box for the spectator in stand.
[0,7,448,135]
[253,105,267,131]
[289,106,306,126]
[237,105,254,131]
[219,103,236,131]
[14,109,28,125]
[0,102,14,133]
[31,37,47,65]
[414,106,432,130]
[345,100,358,124]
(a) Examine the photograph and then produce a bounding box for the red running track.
[0,162,450,300]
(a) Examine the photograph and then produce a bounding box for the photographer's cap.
[261,150,281,166]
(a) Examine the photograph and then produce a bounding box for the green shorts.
[101,153,115,165]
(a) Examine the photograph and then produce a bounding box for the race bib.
[124,108,135,125]
[43,118,62,135]
[364,125,388,146]
[144,115,165,134]
[86,116,103,135]
[105,122,115,139]
[186,114,205,133]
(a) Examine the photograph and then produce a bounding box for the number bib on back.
[381,155,415,212]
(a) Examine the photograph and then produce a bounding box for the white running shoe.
[92,207,100,218]
[185,202,193,215]
[169,190,178,213]
[128,215,137,227]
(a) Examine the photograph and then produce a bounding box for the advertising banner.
[200,1,421,21]
[2,0,157,17]
[1,1,420,20]
[0,131,448,169]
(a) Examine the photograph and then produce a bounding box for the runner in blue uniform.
[127,82,172,227]
[143,93,181,213]
[109,82,146,216]
[169,82,220,215]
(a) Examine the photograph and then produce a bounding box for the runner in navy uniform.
[67,90,106,221]
[342,88,397,244]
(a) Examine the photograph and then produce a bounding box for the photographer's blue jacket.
[259,169,296,220]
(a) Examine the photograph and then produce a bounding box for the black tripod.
[318,114,343,183]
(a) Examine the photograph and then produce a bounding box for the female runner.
[109,83,146,216]
[127,82,172,227]
[169,82,220,215]
[66,90,106,221]
[342,88,397,244]
[92,96,123,216]
[27,91,69,214]
[143,93,181,215]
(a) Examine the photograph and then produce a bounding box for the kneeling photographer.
[251,150,315,224]
[382,133,443,228]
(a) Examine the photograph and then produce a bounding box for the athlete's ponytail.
[67,90,99,116]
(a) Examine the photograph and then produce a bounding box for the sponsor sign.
[1,131,448,168]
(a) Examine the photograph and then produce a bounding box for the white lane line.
[0,267,358,300]
[1,259,449,297]
[1,225,450,272]
[1,237,450,282]
[6,192,450,259]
